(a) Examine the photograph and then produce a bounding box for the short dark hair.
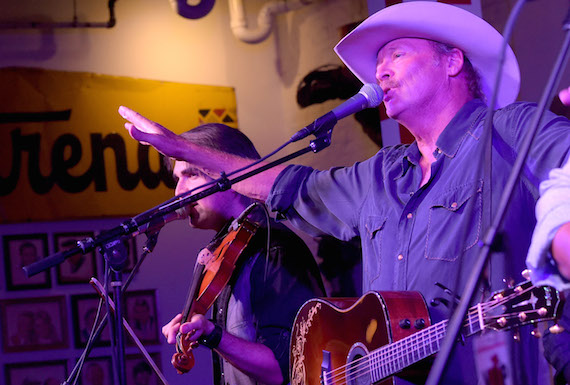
[429,40,485,102]
[164,123,260,172]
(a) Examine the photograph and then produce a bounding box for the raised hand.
[118,106,188,160]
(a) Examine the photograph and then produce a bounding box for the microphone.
[290,83,383,142]
[134,206,189,235]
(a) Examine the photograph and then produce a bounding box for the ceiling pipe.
[229,0,316,44]
[0,0,117,29]
[169,0,216,20]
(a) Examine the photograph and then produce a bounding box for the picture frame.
[126,353,162,385]
[125,290,159,345]
[80,356,113,385]
[1,296,68,353]
[54,231,97,285]
[4,360,68,385]
[3,233,50,290]
[70,293,110,348]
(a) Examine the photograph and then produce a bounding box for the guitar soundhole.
[346,343,371,385]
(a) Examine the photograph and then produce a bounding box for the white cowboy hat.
[334,1,520,108]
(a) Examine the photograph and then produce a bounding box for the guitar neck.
[368,312,481,382]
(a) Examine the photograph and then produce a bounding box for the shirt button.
[406,213,413,219]
[451,202,458,209]
[397,254,404,261]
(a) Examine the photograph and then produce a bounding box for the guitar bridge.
[321,350,331,385]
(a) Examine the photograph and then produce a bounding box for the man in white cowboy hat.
[118,1,570,383]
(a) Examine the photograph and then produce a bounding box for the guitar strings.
[321,285,538,385]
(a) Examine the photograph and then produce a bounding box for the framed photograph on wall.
[3,233,50,290]
[126,353,162,385]
[80,356,113,385]
[70,293,110,348]
[4,360,68,385]
[125,290,159,345]
[54,231,97,284]
[1,296,68,353]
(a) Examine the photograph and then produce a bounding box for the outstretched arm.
[118,106,285,201]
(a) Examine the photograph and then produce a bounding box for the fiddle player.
[121,2,570,383]
[159,123,325,385]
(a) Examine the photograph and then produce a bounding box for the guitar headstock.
[480,281,564,331]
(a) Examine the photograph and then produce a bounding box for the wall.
[0,1,371,384]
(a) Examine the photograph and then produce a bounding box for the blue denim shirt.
[268,99,570,384]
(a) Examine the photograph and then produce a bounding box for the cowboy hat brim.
[334,1,520,108]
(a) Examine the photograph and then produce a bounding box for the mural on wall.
[0,67,237,223]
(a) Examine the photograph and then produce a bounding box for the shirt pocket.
[364,215,387,285]
[424,180,483,261]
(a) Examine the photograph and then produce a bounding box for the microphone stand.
[62,230,168,385]
[425,7,570,385]
[23,116,337,385]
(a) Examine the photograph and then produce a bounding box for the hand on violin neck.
[162,313,183,344]
[179,314,216,342]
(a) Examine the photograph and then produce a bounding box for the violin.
[171,218,258,374]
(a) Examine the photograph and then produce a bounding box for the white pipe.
[229,0,315,44]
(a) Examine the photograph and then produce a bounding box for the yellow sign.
[0,67,237,223]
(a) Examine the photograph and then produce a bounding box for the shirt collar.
[394,99,487,179]
[435,98,487,158]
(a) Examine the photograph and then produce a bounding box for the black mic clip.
[291,111,337,143]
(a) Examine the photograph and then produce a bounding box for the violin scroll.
[172,332,199,374]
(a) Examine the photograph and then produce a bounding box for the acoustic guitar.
[290,280,563,385]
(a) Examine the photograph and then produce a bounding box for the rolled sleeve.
[267,164,313,216]
[527,163,570,290]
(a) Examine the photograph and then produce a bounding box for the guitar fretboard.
[367,315,480,382]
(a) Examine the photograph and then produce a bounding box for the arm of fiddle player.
[162,313,284,385]
[118,106,285,202]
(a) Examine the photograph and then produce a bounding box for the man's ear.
[447,48,464,77]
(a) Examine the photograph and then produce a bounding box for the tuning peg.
[513,329,521,342]
[521,269,531,280]
[549,324,565,334]
[518,312,527,322]
[531,328,542,338]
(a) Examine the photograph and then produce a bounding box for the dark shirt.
[212,217,325,385]
[268,99,570,384]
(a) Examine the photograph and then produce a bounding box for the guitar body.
[290,291,431,385]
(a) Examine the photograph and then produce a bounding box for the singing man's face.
[375,38,449,122]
